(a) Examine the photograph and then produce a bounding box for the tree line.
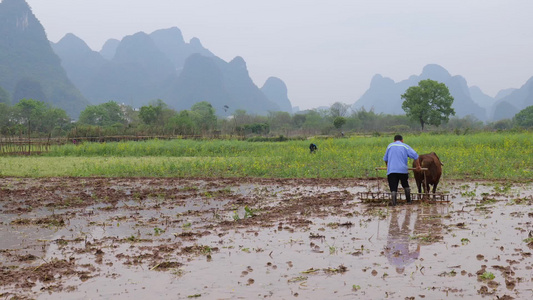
[1,80,532,139]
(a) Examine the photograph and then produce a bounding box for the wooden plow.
[358,167,450,204]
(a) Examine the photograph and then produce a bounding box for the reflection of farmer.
[385,208,420,274]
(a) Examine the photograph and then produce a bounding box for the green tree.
[100,101,126,126]
[11,99,70,134]
[191,101,217,133]
[490,119,513,130]
[401,79,455,130]
[0,103,13,132]
[292,113,306,128]
[139,105,161,125]
[301,110,328,134]
[168,110,196,135]
[14,99,47,131]
[78,105,106,126]
[139,99,174,127]
[333,116,346,129]
[513,105,533,128]
[329,102,350,118]
[42,108,71,134]
[443,115,484,130]
[78,101,126,127]
[243,123,270,135]
[268,111,291,133]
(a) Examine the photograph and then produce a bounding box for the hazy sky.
[25,0,533,110]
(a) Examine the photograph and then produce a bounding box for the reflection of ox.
[413,152,443,194]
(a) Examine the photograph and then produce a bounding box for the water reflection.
[385,207,420,274]
[385,205,446,273]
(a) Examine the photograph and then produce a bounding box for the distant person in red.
[383,135,421,205]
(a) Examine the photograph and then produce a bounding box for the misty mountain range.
[352,64,533,122]
[51,28,292,116]
[0,0,291,117]
[1,0,532,122]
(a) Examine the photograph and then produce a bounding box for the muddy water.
[0,178,531,299]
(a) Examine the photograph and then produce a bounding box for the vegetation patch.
[0,132,531,180]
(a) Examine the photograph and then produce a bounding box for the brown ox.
[413,152,443,194]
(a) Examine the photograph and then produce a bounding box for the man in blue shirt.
[383,135,421,205]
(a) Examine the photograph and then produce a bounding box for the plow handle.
[375,167,428,171]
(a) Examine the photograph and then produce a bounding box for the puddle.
[0,177,531,299]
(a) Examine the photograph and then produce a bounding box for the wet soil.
[0,177,531,299]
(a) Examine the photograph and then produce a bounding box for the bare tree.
[329,102,351,118]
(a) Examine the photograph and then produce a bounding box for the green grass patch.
[0,132,531,179]
[479,271,495,280]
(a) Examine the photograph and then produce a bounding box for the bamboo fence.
[0,134,232,155]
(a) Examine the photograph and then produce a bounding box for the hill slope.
[0,0,89,117]
[352,64,487,121]
[54,28,288,115]
[490,76,533,121]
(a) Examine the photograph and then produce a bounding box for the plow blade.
[358,192,449,203]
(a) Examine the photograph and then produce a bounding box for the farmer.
[309,143,318,154]
[383,134,421,205]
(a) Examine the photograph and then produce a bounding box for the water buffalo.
[413,152,443,194]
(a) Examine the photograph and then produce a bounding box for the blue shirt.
[383,141,419,175]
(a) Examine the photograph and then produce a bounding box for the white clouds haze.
[25,0,533,110]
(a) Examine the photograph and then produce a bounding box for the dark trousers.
[387,173,409,192]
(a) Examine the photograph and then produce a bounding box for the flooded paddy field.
[0,177,531,299]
